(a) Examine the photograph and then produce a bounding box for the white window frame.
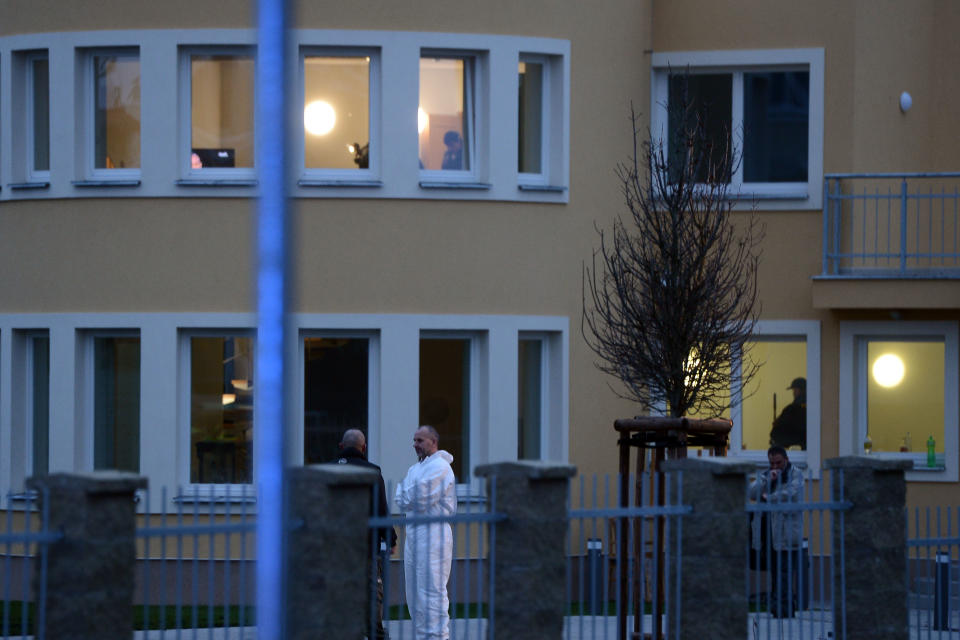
[295,330,380,464]
[417,50,484,186]
[178,328,256,493]
[650,48,824,210]
[517,330,565,461]
[298,47,380,186]
[419,329,484,487]
[80,46,141,181]
[517,53,566,192]
[24,50,50,182]
[728,320,822,475]
[178,45,257,183]
[79,329,141,473]
[839,321,959,482]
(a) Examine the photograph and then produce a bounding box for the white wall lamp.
[899,91,913,113]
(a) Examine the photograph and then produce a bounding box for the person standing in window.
[440,131,463,170]
[395,425,456,640]
[335,429,397,640]
[770,377,806,450]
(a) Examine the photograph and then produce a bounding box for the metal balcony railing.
[822,172,960,277]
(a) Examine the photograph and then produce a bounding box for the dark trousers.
[769,547,802,617]
[374,556,388,640]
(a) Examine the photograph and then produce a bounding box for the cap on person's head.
[787,377,806,391]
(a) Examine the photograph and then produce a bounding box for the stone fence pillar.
[28,471,147,640]
[661,457,756,640]
[287,463,377,640]
[825,456,912,640]
[475,461,576,639]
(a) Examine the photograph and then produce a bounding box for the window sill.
[174,490,257,504]
[518,183,566,193]
[72,179,142,188]
[175,179,258,187]
[419,181,492,190]
[9,181,50,190]
[298,178,383,188]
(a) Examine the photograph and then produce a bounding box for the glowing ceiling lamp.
[872,353,905,388]
[304,100,336,136]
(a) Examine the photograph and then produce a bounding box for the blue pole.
[255,0,292,638]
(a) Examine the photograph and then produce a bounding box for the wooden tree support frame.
[614,416,732,640]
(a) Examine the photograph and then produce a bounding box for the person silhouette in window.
[441,130,463,170]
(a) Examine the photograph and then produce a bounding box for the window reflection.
[518,61,543,175]
[419,57,470,171]
[94,53,140,169]
[30,56,50,173]
[190,336,254,484]
[518,339,542,459]
[190,54,254,169]
[420,337,470,479]
[303,337,369,464]
[93,336,141,472]
[303,55,370,170]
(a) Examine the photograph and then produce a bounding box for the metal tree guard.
[614,416,731,640]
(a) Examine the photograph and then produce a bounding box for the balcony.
[813,172,960,309]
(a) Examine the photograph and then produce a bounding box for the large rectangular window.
[91,50,140,170]
[740,337,807,452]
[93,336,140,472]
[652,49,823,207]
[302,53,372,171]
[303,336,370,464]
[839,321,958,482]
[28,53,50,175]
[187,50,255,170]
[419,55,473,172]
[420,337,470,479]
[189,334,254,484]
[865,340,943,457]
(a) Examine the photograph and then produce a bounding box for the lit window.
[419,55,473,172]
[740,337,807,452]
[189,334,254,484]
[92,336,141,472]
[302,53,373,171]
[90,50,140,170]
[420,336,472,479]
[652,49,823,206]
[186,50,255,171]
[839,321,958,482]
[303,336,370,463]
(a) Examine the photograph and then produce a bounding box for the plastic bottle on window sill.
[863,434,873,455]
[900,432,912,452]
[927,435,937,467]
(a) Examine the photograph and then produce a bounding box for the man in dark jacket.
[337,428,397,640]
[770,377,807,450]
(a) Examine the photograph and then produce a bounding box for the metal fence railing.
[134,485,257,638]
[566,472,688,640]
[1,489,58,640]
[822,172,960,277]
[373,479,503,640]
[907,505,960,637]
[745,466,851,640]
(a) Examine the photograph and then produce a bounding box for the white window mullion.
[730,71,745,187]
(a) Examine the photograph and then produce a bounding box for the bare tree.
[583,80,764,419]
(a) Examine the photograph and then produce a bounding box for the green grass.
[1,602,257,632]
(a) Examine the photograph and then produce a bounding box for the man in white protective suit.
[395,425,457,640]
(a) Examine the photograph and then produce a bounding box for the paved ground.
[7,609,959,639]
